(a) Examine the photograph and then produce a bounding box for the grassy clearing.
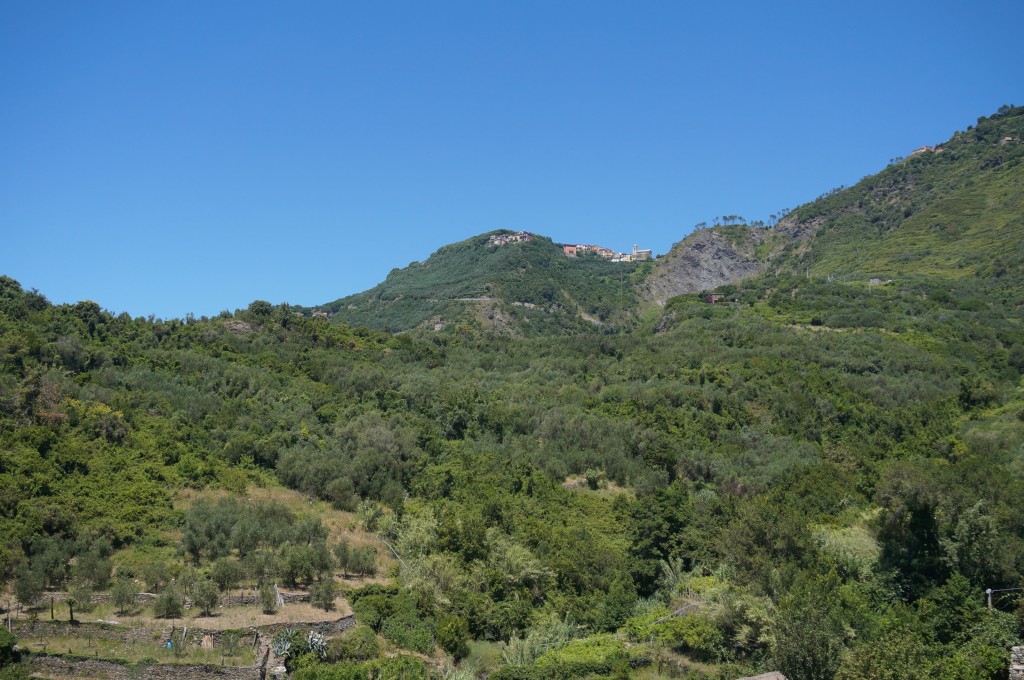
[803,158,1024,281]
[628,647,735,679]
[814,514,882,576]
[561,475,635,500]
[464,640,503,674]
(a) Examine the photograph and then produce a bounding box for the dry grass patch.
[562,475,634,499]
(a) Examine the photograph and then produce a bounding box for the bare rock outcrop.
[641,228,770,305]
[639,209,832,305]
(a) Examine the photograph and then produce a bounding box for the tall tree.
[773,572,847,680]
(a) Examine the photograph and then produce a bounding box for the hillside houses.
[486,231,653,262]
[563,242,653,262]
[488,230,533,246]
[566,243,617,259]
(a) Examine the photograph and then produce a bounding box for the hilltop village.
[487,230,653,262]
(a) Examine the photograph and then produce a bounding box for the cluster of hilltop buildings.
[487,231,534,246]
[487,230,653,263]
[563,243,653,263]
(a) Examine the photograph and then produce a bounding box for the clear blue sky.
[2,0,1021,319]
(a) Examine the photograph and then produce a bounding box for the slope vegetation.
[318,232,648,334]
[778,105,1024,287]
[3,106,1024,678]
[644,105,1024,304]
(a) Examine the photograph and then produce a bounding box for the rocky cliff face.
[639,211,826,305]
[640,227,772,304]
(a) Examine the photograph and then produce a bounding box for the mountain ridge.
[313,105,1024,329]
[316,230,649,334]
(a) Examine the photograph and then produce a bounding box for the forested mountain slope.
[3,261,1024,676]
[317,232,649,334]
[2,106,1024,679]
[319,104,1024,332]
[774,105,1024,286]
[642,105,1024,305]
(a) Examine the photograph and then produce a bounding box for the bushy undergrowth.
[2,106,1024,679]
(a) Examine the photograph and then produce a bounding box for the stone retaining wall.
[13,619,166,645]
[313,615,357,635]
[15,611,356,680]
[30,656,136,680]
[30,655,256,680]
[1010,646,1024,680]
[219,591,263,608]
[219,590,310,608]
[13,615,356,646]
[11,619,263,648]
[257,646,270,680]
[252,615,356,637]
[34,588,309,610]
[30,591,158,607]
[15,613,354,680]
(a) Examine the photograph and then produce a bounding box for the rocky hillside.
[639,225,780,305]
[775,106,1024,287]
[642,104,1024,304]
[311,107,1024,327]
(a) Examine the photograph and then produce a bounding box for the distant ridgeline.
[641,104,1024,304]
[313,230,652,334]
[310,108,1024,330]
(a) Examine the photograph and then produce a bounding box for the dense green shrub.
[655,614,724,659]
[192,576,220,616]
[111,576,140,615]
[533,635,633,677]
[326,625,381,662]
[361,656,427,678]
[488,667,544,680]
[256,581,277,614]
[153,584,184,619]
[0,629,18,668]
[436,614,470,660]
[381,613,435,654]
[310,579,338,611]
[291,663,365,680]
[210,557,245,592]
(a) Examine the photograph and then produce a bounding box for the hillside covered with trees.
[2,106,1024,679]
[316,232,649,335]
[642,104,1024,310]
